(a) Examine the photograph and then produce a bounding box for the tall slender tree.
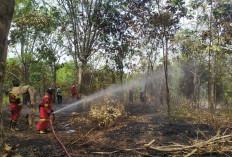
[0,0,15,154]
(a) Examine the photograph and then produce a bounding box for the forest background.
[0,0,232,155]
[2,0,232,120]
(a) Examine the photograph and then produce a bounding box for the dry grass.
[89,95,127,127]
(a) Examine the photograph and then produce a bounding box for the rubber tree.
[55,0,107,98]
[36,11,65,100]
[10,0,38,85]
[215,1,232,112]
[10,1,53,85]
[125,0,159,102]
[207,0,215,113]
[0,0,15,154]
[177,31,203,109]
[190,0,231,112]
[150,0,187,125]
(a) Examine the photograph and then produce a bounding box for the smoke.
[54,62,205,114]
[54,68,167,114]
[54,77,146,113]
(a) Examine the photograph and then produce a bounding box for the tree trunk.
[20,34,27,84]
[208,0,214,113]
[120,71,123,84]
[193,18,199,109]
[0,0,15,154]
[53,62,56,102]
[23,64,29,84]
[73,54,79,82]
[160,82,164,105]
[89,71,94,93]
[193,57,199,108]
[77,61,86,99]
[144,64,150,103]
[163,37,171,125]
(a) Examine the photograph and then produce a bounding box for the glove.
[48,112,51,116]
[51,110,53,113]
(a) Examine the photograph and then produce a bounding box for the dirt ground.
[3,99,229,157]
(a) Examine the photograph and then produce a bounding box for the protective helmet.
[47,87,55,94]
[8,90,14,96]
[72,85,75,88]
[9,91,13,94]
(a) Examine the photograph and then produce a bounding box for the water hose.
[50,115,71,157]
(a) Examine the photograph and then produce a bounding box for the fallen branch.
[145,134,231,156]
[90,134,232,157]
[71,127,96,145]
[92,148,157,157]
[92,150,120,155]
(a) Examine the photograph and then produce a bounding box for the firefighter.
[129,88,134,102]
[140,89,144,102]
[37,88,54,134]
[71,85,77,101]
[9,90,22,131]
[57,87,62,104]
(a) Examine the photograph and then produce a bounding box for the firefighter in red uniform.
[71,85,77,101]
[37,88,54,134]
[9,90,22,131]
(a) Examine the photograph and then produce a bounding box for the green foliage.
[29,61,44,87]
[4,0,232,118]
[14,14,54,30]
[56,62,76,85]
[4,58,23,89]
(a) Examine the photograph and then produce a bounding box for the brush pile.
[89,95,127,127]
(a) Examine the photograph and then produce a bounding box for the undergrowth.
[89,95,127,127]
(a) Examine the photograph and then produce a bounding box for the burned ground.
[3,100,229,157]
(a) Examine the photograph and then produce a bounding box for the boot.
[44,129,51,133]
[11,121,19,131]
[9,120,12,129]
[39,130,46,134]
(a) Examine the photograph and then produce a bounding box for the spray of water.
[54,77,149,114]
[54,62,211,115]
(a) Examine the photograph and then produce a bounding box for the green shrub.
[3,96,10,106]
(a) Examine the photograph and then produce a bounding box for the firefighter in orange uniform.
[9,90,22,131]
[71,85,77,101]
[37,88,54,134]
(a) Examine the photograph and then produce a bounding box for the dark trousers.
[57,95,62,104]
[140,96,144,102]
[129,93,133,102]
